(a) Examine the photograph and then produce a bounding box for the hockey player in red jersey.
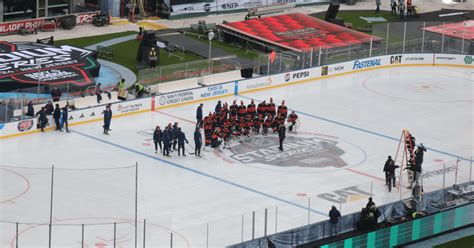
[287,111,299,133]
[229,100,238,118]
[244,114,253,136]
[203,112,213,146]
[237,101,247,118]
[247,100,257,117]
[267,98,276,116]
[257,100,267,117]
[277,100,288,118]
[263,114,273,135]
[253,114,262,134]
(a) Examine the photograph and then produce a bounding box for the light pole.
[208,30,215,73]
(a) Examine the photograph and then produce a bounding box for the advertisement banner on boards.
[351,57,384,71]
[0,11,100,36]
[0,117,37,137]
[321,61,351,76]
[435,54,474,66]
[395,54,432,65]
[170,0,325,15]
[0,19,44,35]
[156,83,234,108]
[65,98,151,124]
[171,0,261,15]
[76,12,101,25]
[239,67,319,93]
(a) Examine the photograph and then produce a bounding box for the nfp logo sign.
[228,136,347,168]
[353,58,381,70]
[465,56,473,64]
[221,2,238,9]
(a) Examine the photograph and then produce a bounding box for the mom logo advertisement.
[0,41,100,90]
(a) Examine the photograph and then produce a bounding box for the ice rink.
[1,65,473,247]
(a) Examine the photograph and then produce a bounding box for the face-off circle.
[220,133,367,173]
[362,72,473,103]
[0,168,30,204]
[9,217,190,248]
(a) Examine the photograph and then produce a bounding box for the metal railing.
[2,21,471,124]
[255,21,472,75]
[0,80,117,123]
[137,57,242,86]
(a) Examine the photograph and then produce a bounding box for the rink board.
[0,53,471,139]
[1,57,473,247]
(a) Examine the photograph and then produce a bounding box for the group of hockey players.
[196,98,299,149]
[153,122,196,157]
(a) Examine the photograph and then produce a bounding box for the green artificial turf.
[433,235,474,248]
[106,39,200,74]
[184,32,261,60]
[54,31,200,75]
[312,10,399,32]
[54,31,138,48]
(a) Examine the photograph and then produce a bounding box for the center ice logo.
[229,136,347,168]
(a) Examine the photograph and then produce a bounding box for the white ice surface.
[1,66,473,247]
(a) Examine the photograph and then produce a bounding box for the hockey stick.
[295,119,301,135]
[187,143,195,155]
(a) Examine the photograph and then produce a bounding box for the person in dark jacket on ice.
[103,104,112,135]
[196,103,203,128]
[61,104,69,133]
[153,125,163,153]
[53,104,62,131]
[45,101,54,115]
[384,160,399,192]
[194,127,202,157]
[278,123,286,151]
[162,127,171,157]
[36,107,48,132]
[329,206,341,236]
[215,100,222,113]
[383,156,394,186]
[414,144,426,169]
[172,122,179,151]
[26,101,34,117]
[177,127,189,156]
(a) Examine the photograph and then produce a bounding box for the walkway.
[84,35,138,86]
[85,34,137,50]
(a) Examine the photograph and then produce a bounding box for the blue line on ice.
[71,129,328,216]
[238,95,472,162]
